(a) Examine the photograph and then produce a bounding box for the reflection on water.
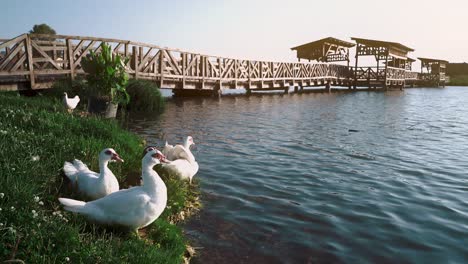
[125,87,468,264]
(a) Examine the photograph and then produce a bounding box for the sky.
[2,0,468,66]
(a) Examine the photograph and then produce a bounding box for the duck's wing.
[63,159,97,183]
[85,188,151,223]
[168,145,195,162]
[162,142,175,157]
[72,159,92,173]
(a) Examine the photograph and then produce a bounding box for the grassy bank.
[0,93,199,263]
[447,75,468,86]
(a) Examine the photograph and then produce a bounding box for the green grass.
[448,75,468,86]
[0,93,198,263]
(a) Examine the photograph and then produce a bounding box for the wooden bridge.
[0,34,447,96]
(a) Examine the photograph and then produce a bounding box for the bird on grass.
[59,148,168,234]
[63,92,80,113]
[63,148,123,200]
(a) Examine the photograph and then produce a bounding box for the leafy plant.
[81,43,130,105]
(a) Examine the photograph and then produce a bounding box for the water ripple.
[126,87,468,264]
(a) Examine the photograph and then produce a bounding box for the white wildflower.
[0,193,4,198]
[8,227,16,233]
[65,257,70,262]
[10,206,15,211]
[31,155,40,162]
[11,168,15,171]
[0,130,7,135]
[0,223,3,227]
[52,244,55,247]
[32,210,38,218]
[34,196,40,202]
[38,201,44,206]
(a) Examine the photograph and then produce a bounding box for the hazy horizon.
[2,0,467,65]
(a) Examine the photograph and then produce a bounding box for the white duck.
[159,139,199,184]
[63,92,80,113]
[63,148,123,200]
[162,156,199,184]
[162,136,196,162]
[58,148,167,232]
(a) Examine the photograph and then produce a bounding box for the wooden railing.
[405,71,419,80]
[386,67,406,80]
[353,67,385,80]
[0,34,353,90]
[0,34,438,90]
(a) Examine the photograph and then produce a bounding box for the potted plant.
[81,42,130,118]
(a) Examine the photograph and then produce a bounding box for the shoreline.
[0,92,200,263]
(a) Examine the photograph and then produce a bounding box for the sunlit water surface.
[125,87,468,264]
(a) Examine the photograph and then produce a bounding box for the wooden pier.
[0,34,447,96]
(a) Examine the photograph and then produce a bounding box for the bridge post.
[66,39,75,80]
[132,46,139,79]
[25,35,35,88]
[212,88,222,98]
[325,81,331,93]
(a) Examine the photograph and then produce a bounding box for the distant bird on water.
[63,92,80,113]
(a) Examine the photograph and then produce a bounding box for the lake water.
[125,87,468,264]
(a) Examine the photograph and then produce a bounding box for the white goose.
[63,92,80,113]
[63,148,122,200]
[58,148,168,232]
[162,136,196,162]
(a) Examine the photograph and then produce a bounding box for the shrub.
[125,79,165,111]
[81,43,130,105]
[48,78,87,98]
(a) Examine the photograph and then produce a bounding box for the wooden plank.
[132,46,139,79]
[30,41,62,70]
[66,39,75,80]
[10,54,27,71]
[73,40,95,67]
[136,47,154,71]
[0,42,24,70]
[25,36,35,88]
[141,50,160,73]
[159,50,165,87]
[0,34,27,50]
[0,70,30,76]
[164,50,182,75]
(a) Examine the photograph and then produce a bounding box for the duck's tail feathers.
[59,198,86,213]
[72,159,90,172]
[63,161,79,183]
